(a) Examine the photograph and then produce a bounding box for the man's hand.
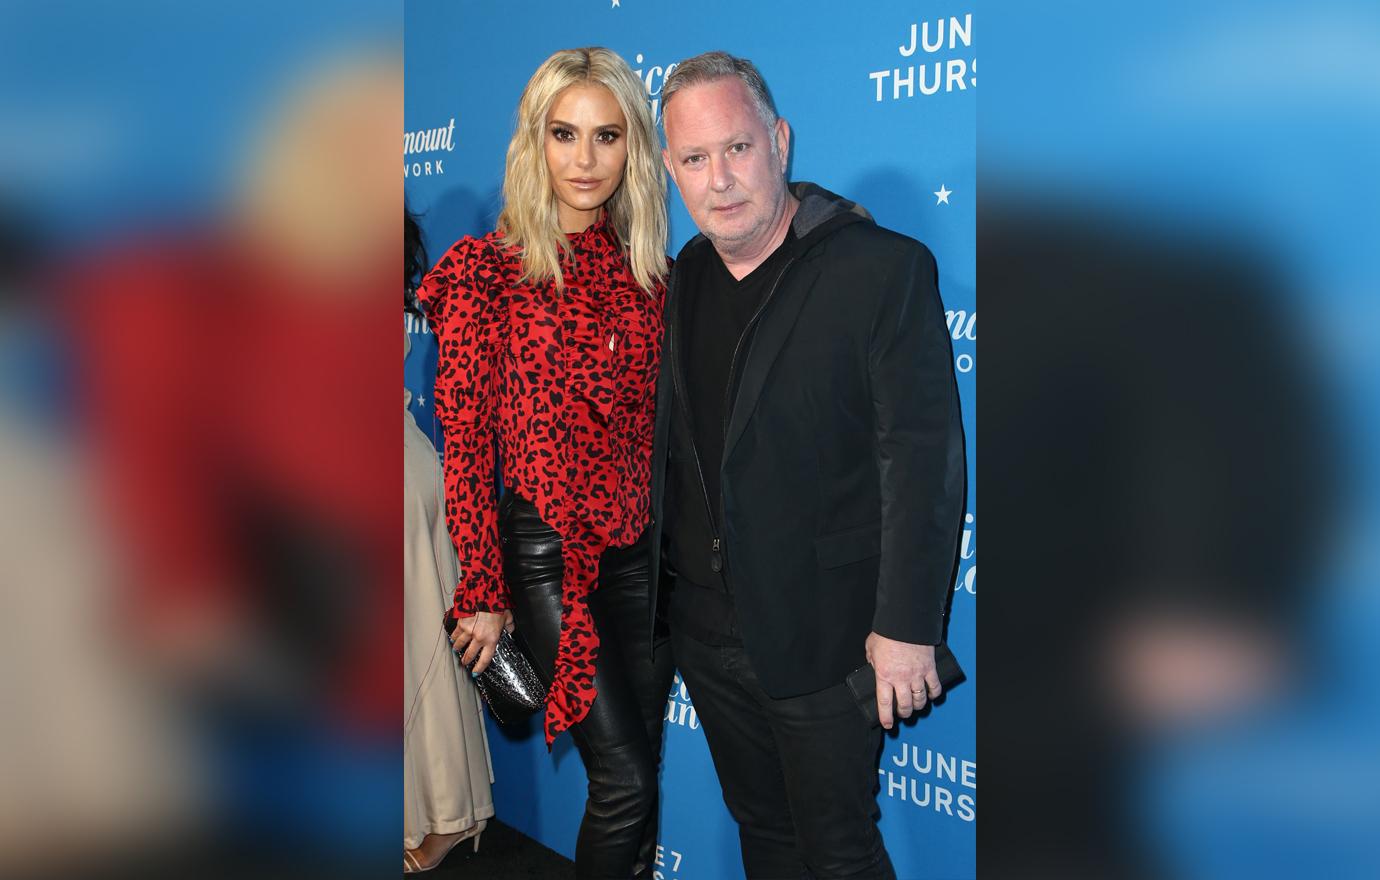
[865,632,941,730]
[450,610,514,675]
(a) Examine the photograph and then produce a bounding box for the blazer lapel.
[723,259,821,463]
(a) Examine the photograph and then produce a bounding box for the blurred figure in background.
[51,55,401,873]
[979,3,1380,877]
[0,200,203,876]
[982,197,1335,878]
[403,207,493,873]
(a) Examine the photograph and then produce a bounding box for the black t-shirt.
[669,228,799,596]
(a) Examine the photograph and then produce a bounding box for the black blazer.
[649,183,966,699]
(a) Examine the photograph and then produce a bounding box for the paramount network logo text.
[664,672,699,730]
[630,53,677,123]
[869,14,977,102]
[403,117,456,178]
[878,743,976,822]
[405,313,431,335]
[945,307,976,374]
[956,510,975,597]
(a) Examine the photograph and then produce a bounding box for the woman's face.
[543,83,629,233]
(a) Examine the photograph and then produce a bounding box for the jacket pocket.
[814,521,882,569]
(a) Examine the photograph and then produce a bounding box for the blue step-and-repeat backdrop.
[404,3,976,878]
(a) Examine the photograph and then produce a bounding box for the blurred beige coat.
[404,331,494,850]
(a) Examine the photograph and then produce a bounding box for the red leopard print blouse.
[418,214,665,746]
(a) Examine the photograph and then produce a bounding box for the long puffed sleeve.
[867,241,965,645]
[417,237,508,616]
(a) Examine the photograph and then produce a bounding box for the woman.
[417,48,672,879]
[404,209,494,872]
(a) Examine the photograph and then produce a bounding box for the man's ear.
[775,117,791,170]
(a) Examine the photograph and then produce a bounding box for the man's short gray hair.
[662,51,778,133]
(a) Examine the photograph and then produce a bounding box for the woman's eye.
[551,127,574,142]
[596,130,620,145]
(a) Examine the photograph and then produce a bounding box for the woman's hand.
[450,610,515,675]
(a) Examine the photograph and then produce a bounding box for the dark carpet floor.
[417,819,575,879]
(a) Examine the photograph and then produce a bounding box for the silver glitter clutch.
[443,614,545,724]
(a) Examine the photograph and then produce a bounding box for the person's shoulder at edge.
[417,231,514,321]
[818,212,935,264]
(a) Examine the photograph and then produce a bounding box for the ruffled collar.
[565,209,619,252]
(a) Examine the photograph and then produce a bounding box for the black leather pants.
[499,491,673,880]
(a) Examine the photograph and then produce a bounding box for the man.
[648,52,966,880]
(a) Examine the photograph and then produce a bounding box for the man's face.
[662,77,790,255]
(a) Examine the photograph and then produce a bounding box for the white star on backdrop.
[934,185,952,205]
[612,0,620,7]
[417,395,426,408]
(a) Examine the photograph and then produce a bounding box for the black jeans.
[672,605,895,880]
[500,491,673,880]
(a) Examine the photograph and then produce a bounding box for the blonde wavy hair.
[498,47,667,294]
